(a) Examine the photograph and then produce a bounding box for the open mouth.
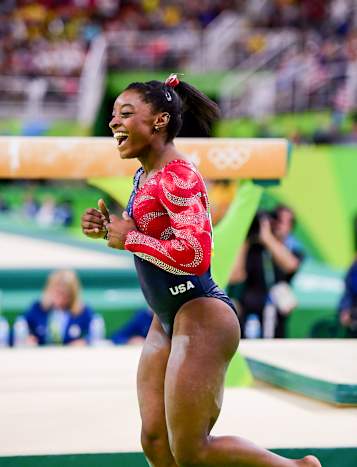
[113,132,129,148]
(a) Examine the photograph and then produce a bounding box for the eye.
[121,112,133,118]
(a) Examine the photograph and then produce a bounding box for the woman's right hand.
[81,198,110,239]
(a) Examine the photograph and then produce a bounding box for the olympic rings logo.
[207,146,251,171]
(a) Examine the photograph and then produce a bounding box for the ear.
[154,112,170,130]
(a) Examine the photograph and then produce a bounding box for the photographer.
[338,257,357,338]
[227,205,304,338]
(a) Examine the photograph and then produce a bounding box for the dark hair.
[124,79,220,142]
[273,204,296,227]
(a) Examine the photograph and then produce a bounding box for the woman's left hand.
[106,211,137,249]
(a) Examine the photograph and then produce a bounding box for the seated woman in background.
[16,269,103,346]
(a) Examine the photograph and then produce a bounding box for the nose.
[109,116,119,132]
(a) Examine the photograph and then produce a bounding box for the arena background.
[0,1,357,466]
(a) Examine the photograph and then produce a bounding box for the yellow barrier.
[0,136,288,179]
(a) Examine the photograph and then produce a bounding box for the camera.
[247,210,275,243]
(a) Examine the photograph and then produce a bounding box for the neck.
[138,140,181,175]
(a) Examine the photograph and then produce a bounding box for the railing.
[77,35,107,127]
[0,36,107,129]
[219,36,356,118]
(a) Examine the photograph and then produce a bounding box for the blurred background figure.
[22,192,40,219]
[227,205,304,339]
[111,307,153,345]
[337,214,357,338]
[0,195,10,213]
[35,195,56,228]
[13,269,105,347]
[338,256,357,337]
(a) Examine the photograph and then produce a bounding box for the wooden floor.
[0,345,356,457]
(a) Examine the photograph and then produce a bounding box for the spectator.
[22,192,39,219]
[36,195,57,227]
[338,255,357,338]
[111,307,153,345]
[18,269,101,346]
[0,195,10,213]
[54,199,74,227]
[227,205,304,338]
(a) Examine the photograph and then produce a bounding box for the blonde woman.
[20,269,100,346]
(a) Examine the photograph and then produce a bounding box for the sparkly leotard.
[125,159,237,336]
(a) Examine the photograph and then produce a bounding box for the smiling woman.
[80,74,321,467]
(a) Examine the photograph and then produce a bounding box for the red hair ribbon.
[165,73,180,88]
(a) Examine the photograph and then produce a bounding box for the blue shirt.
[23,300,95,345]
[338,261,357,312]
[111,308,153,344]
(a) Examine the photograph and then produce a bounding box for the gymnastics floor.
[239,339,357,405]
[0,344,356,467]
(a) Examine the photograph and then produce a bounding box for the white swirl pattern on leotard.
[134,252,188,275]
[134,194,155,206]
[167,170,198,190]
[171,239,185,251]
[172,228,204,268]
[138,211,166,232]
[126,231,176,262]
[160,226,174,240]
[162,202,208,225]
[162,183,201,207]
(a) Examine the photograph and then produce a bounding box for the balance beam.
[0,136,288,179]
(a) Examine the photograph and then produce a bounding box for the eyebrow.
[117,103,135,111]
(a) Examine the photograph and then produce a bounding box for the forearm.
[263,235,300,273]
[229,241,249,283]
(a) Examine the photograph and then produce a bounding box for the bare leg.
[165,297,321,467]
[137,315,178,467]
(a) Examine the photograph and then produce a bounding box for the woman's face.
[109,89,157,159]
[51,285,72,310]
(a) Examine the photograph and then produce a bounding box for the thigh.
[165,298,240,448]
[137,314,171,436]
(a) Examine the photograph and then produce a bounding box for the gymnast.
[81,74,321,467]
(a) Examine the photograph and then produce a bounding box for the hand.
[259,216,274,245]
[106,211,137,249]
[340,310,351,327]
[81,198,109,239]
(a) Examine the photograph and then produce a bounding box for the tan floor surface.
[0,346,356,456]
[0,232,132,269]
[239,339,357,384]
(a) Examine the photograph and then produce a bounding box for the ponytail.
[173,79,220,135]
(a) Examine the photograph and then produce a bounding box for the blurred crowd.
[1,0,357,120]
[0,192,74,228]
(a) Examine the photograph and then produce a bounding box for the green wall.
[267,145,357,269]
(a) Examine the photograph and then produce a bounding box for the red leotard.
[125,159,212,275]
[124,159,237,335]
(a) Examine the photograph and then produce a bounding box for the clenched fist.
[81,198,110,239]
[106,211,137,249]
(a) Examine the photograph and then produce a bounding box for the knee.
[141,428,172,461]
[170,435,207,467]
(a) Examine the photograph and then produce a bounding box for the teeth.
[114,132,128,139]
